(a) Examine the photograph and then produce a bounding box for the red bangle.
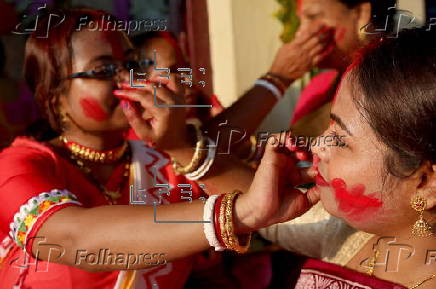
[214,194,225,247]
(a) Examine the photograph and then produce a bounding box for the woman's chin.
[319,190,342,218]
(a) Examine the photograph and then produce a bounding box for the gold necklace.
[367,245,435,289]
[60,136,128,164]
[408,273,436,289]
[67,146,131,205]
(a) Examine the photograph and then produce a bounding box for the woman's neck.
[369,233,435,288]
[61,129,127,151]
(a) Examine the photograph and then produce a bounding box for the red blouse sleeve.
[0,137,82,253]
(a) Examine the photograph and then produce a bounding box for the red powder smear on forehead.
[331,178,382,221]
[80,97,109,122]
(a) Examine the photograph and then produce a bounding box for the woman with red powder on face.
[0,8,322,289]
[289,0,396,137]
[260,27,436,288]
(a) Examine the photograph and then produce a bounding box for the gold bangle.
[220,193,231,248]
[220,190,252,253]
[172,124,207,175]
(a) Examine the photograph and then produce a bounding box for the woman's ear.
[417,163,436,211]
[355,2,372,37]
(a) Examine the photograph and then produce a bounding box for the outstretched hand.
[235,134,320,234]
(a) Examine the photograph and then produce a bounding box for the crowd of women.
[0,0,434,288]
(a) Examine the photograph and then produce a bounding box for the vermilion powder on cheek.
[80,97,109,122]
[331,178,382,220]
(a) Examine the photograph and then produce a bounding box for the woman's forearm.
[204,85,280,151]
[34,201,211,272]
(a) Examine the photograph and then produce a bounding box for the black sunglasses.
[67,59,155,79]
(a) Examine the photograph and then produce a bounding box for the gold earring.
[59,109,69,131]
[410,195,433,237]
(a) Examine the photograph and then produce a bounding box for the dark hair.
[0,40,5,74]
[350,27,436,178]
[24,8,118,141]
[130,31,186,65]
[339,0,397,33]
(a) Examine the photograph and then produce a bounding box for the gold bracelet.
[172,124,207,175]
[220,190,252,253]
[220,193,231,248]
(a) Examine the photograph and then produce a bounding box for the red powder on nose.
[331,178,382,220]
[80,97,109,122]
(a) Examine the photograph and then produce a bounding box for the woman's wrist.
[233,194,257,234]
[266,71,294,88]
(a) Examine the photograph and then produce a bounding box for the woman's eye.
[306,13,320,20]
[96,64,117,77]
[328,131,348,148]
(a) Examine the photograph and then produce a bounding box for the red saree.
[295,258,407,289]
[0,136,206,289]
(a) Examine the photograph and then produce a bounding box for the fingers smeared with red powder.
[80,97,109,122]
[331,178,382,221]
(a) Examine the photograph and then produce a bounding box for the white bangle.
[185,137,216,181]
[254,79,283,100]
[203,195,225,251]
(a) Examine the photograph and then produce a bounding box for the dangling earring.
[59,109,69,132]
[410,195,433,237]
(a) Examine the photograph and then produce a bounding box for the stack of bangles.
[172,121,217,181]
[254,72,292,100]
[203,191,251,253]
